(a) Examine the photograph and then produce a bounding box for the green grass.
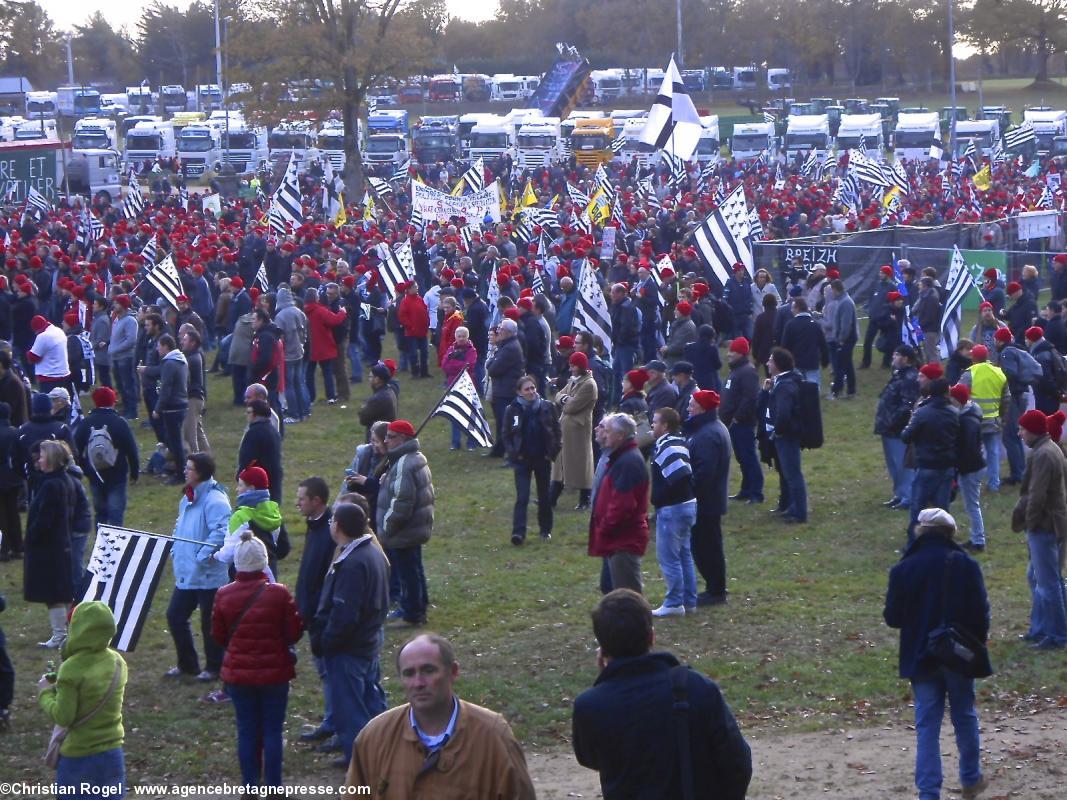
[2,327,1067,785]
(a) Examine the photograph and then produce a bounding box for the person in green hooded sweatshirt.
[38,601,128,799]
[214,464,285,581]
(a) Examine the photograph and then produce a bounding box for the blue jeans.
[981,430,1001,491]
[957,471,985,546]
[912,668,982,800]
[160,408,186,472]
[1026,530,1067,646]
[312,655,335,734]
[908,467,955,544]
[227,682,289,787]
[1001,395,1027,482]
[655,500,698,608]
[391,545,428,623]
[90,480,128,528]
[112,358,138,419]
[57,747,125,799]
[306,359,336,402]
[882,435,915,505]
[347,342,363,382]
[774,437,807,521]
[285,361,311,419]
[729,422,764,501]
[513,459,553,538]
[323,651,387,763]
[405,335,429,376]
[384,549,403,606]
[450,420,477,449]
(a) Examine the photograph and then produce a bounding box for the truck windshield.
[179,135,214,152]
[696,137,720,155]
[498,82,520,92]
[366,138,401,153]
[317,135,343,150]
[518,134,556,148]
[1052,139,1067,156]
[894,130,935,148]
[471,132,508,148]
[415,134,451,148]
[74,96,99,112]
[785,133,828,149]
[836,135,870,150]
[572,133,608,150]
[1035,133,1055,151]
[73,133,109,149]
[269,133,308,149]
[127,134,161,150]
[223,132,256,149]
[600,79,621,89]
[14,129,45,140]
[731,134,767,152]
[27,101,54,114]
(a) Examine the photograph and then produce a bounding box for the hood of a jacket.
[162,349,188,365]
[276,286,293,311]
[63,600,117,657]
[386,437,422,462]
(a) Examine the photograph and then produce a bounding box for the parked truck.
[413,116,460,164]
[219,123,269,174]
[124,120,177,169]
[176,124,221,177]
[491,74,525,103]
[527,52,591,121]
[0,139,120,203]
[160,85,188,114]
[953,119,1000,157]
[694,115,722,164]
[73,118,118,151]
[835,113,884,158]
[730,120,777,159]
[892,111,941,161]
[429,75,461,102]
[1022,108,1067,154]
[56,86,101,121]
[784,114,831,157]
[24,91,57,120]
[268,120,317,165]
[126,85,155,114]
[468,116,513,163]
[196,84,223,111]
[569,117,615,167]
[515,117,562,169]
[618,116,657,168]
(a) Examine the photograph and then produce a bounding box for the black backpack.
[796,380,824,449]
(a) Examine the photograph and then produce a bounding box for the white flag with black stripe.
[572,256,612,355]
[390,158,412,185]
[271,155,303,228]
[123,176,145,220]
[637,178,660,211]
[26,185,51,217]
[651,254,674,307]
[375,241,415,299]
[145,253,183,309]
[432,370,493,448]
[692,182,752,286]
[81,525,173,652]
[609,134,625,154]
[567,181,590,208]
[939,246,979,358]
[662,151,688,190]
[1003,123,1035,151]
[459,223,480,254]
[594,163,614,204]
[748,208,764,243]
[140,233,159,265]
[367,176,394,199]
[638,56,702,160]
[255,262,269,292]
[453,158,485,195]
[849,149,893,187]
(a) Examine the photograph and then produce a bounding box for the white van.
[1022,108,1067,154]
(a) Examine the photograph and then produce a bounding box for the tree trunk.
[1035,27,1049,82]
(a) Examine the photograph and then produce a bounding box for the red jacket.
[589,440,650,557]
[438,311,465,367]
[305,300,347,362]
[211,572,304,686]
[397,294,430,338]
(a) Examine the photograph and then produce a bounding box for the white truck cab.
[1022,108,1067,154]
[24,91,58,120]
[590,70,623,104]
[892,112,942,161]
[730,121,776,160]
[124,120,176,168]
[767,68,792,91]
[219,124,269,174]
[516,117,562,169]
[491,74,525,102]
[177,124,221,177]
[73,118,117,151]
[468,116,513,162]
[784,114,830,157]
[695,115,722,164]
[14,119,57,140]
[835,113,884,158]
[953,119,1000,157]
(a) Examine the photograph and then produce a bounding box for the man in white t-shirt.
[26,315,71,395]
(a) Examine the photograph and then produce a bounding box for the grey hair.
[499,318,518,336]
[245,382,268,400]
[602,412,636,439]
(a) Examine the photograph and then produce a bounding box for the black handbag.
[925,552,993,679]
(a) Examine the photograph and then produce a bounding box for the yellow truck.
[569,118,615,167]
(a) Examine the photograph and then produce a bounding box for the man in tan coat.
[347,633,535,798]
[550,351,598,510]
[1013,409,1067,650]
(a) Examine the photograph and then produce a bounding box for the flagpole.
[96,524,223,549]
[412,366,473,440]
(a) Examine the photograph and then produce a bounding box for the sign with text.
[0,141,61,201]
[411,179,501,224]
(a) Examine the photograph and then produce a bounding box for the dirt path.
[526,707,1067,799]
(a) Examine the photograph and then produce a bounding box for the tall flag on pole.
[638,56,702,160]
[451,158,485,196]
[375,241,415,299]
[81,526,173,652]
[893,255,923,349]
[26,185,51,217]
[572,256,613,354]
[271,155,303,229]
[140,233,159,265]
[939,246,980,358]
[566,181,590,208]
[637,178,660,211]
[432,370,493,448]
[691,183,753,286]
[123,174,145,219]
[144,253,183,309]
[367,176,394,199]
[390,158,412,185]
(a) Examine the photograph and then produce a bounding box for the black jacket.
[185,347,206,401]
[764,370,803,440]
[955,401,986,475]
[719,360,759,427]
[900,395,959,470]
[0,419,22,490]
[72,408,140,486]
[486,335,525,402]
[237,418,283,503]
[874,366,920,437]
[502,397,561,464]
[518,312,547,370]
[609,298,640,349]
[294,509,334,622]
[17,413,72,484]
[781,313,830,371]
[1030,339,1064,413]
[572,651,752,800]
[1004,294,1037,344]
[311,535,389,659]
[682,340,722,392]
[684,411,732,517]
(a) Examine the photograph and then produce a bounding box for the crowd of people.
[0,142,1063,800]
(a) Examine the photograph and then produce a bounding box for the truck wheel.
[94,191,111,205]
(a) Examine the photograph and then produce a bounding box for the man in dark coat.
[0,350,28,427]
[72,386,139,527]
[237,399,283,503]
[461,288,491,392]
[874,345,921,509]
[761,347,807,523]
[720,337,762,504]
[900,373,959,544]
[781,297,829,388]
[683,389,732,606]
[1002,281,1037,346]
[358,363,397,442]
[485,319,525,457]
[573,589,752,800]
[17,392,72,498]
[861,266,895,367]
[608,284,640,407]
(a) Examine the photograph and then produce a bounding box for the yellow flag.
[585,188,610,226]
[450,176,465,197]
[413,173,424,185]
[972,165,991,192]
[881,186,900,211]
[521,180,538,208]
[499,180,507,216]
[362,191,375,220]
[335,193,347,226]
[548,193,559,209]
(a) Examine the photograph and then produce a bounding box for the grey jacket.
[662,318,697,362]
[832,293,859,343]
[156,349,189,410]
[376,438,434,549]
[108,313,137,360]
[274,286,308,362]
[91,313,111,367]
[228,313,255,367]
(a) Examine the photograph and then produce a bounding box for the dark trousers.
[831,338,857,396]
[861,320,879,367]
[306,360,336,402]
[166,587,223,675]
[0,485,23,554]
[112,358,138,419]
[729,423,764,501]
[227,682,289,787]
[89,481,127,528]
[96,364,111,388]
[333,349,350,401]
[384,548,403,605]
[391,546,428,623]
[512,459,553,538]
[691,512,726,598]
[231,365,248,405]
[0,625,12,711]
[143,384,162,438]
[160,408,187,472]
[489,396,512,455]
[405,335,429,376]
[362,330,383,366]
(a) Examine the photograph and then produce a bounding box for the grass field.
[2,320,1067,787]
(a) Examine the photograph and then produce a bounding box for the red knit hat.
[676,300,692,316]
[971,344,989,362]
[729,337,750,356]
[887,291,902,302]
[30,315,49,333]
[238,465,270,490]
[919,363,944,379]
[230,276,244,289]
[1006,281,1021,295]
[1019,409,1047,436]
[880,265,894,276]
[625,369,649,391]
[1048,410,1066,443]
[387,419,416,438]
[568,351,589,369]
[91,386,116,408]
[692,389,720,410]
[556,335,574,349]
[1025,326,1044,343]
[63,312,79,327]
[978,301,993,312]
[993,327,1013,343]
[949,384,970,405]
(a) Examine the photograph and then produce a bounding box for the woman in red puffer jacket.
[212,531,303,789]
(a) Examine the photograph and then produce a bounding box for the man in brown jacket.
[1013,409,1067,650]
[347,633,536,798]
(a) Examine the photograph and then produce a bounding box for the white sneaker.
[38,633,67,649]
[651,604,685,618]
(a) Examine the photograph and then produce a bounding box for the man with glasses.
[347,633,535,798]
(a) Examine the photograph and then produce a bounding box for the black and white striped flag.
[367,176,394,199]
[123,176,145,220]
[459,223,481,254]
[800,150,819,177]
[81,525,173,652]
[271,156,303,229]
[748,208,764,243]
[267,203,288,236]
[572,209,592,236]
[567,181,590,208]
[140,233,159,265]
[692,182,752,287]
[609,134,625,154]
[638,57,702,160]
[637,178,660,211]
[409,205,425,231]
[433,369,493,448]
[990,140,1005,164]
[255,261,269,292]
[145,253,183,309]
[1038,185,1055,210]
[890,161,910,195]
[763,112,776,125]
[662,151,688,190]
[650,254,673,307]
[1003,123,1035,151]
[390,158,412,185]
[525,206,559,232]
[593,163,614,204]
[366,96,378,115]
[26,185,51,217]
[572,252,612,354]
[849,150,893,187]
[376,240,415,299]
[939,245,979,359]
[453,158,485,195]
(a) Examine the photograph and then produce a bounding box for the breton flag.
[376,241,415,299]
[367,176,394,199]
[432,369,493,448]
[26,185,52,217]
[567,181,590,208]
[451,158,485,196]
[939,246,980,358]
[890,160,911,195]
[1003,122,1035,151]
[661,151,688,190]
[609,133,625,154]
[748,207,764,242]
[763,112,776,125]
[893,256,924,349]
[1037,185,1055,210]
[123,175,145,220]
[593,163,614,204]
[692,182,753,287]
[637,178,660,211]
[267,203,289,236]
[255,261,270,292]
[271,156,303,229]
[140,233,159,265]
[848,149,893,187]
[390,158,412,185]
[572,253,613,355]
[81,526,173,652]
[144,253,183,309]
[409,205,426,231]
[459,223,480,254]
[650,254,674,307]
[639,56,702,160]
[800,150,820,177]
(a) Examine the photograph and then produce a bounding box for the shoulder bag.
[925,552,993,679]
[45,655,122,769]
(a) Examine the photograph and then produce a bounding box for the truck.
[952,119,1000,157]
[0,139,120,204]
[413,116,460,164]
[316,122,347,170]
[527,52,592,121]
[767,68,792,91]
[618,116,656,168]
[124,120,177,169]
[56,86,101,121]
[458,113,494,158]
[196,84,224,112]
[121,114,162,138]
[561,110,601,161]
[694,115,721,164]
[160,85,188,114]
[429,74,461,102]
[491,74,525,103]
[835,113,884,158]
[590,69,623,104]
[569,117,615,167]
[176,124,221,177]
[732,66,758,91]
[219,123,269,174]
[515,117,562,169]
[463,74,491,102]
[784,114,831,157]
[519,76,541,98]
[268,121,317,165]
[468,116,513,163]
[1022,108,1067,154]
[13,119,57,141]
[682,70,706,93]
[73,118,118,151]
[892,112,941,162]
[170,111,207,137]
[126,85,154,114]
[363,132,409,170]
[0,116,26,141]
[368,109,409,137]
[24,91,57,120]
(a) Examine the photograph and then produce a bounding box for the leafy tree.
[964,0,1066,83]
[0,0,64,87]
[72,12,139,85]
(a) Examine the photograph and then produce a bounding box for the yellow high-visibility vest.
[968,362,1007,419]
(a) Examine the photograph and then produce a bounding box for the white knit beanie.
[234,529,268,573]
